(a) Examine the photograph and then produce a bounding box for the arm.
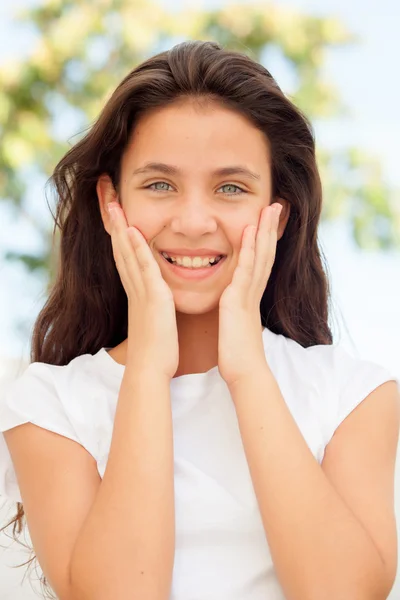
[229,366,395,600]
[69,365,175,600]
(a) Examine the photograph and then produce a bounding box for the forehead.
[124,99,271,174]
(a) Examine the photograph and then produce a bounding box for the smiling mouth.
[159,252,225,268]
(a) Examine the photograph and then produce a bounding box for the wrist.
[226,362,272,393]
[125,361,172,380]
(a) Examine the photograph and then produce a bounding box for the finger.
[126,226,165,293]
[266,204,280,270]
[108,203,144,296]
[229,224,257,291]
[252,204,279,292]
[109,202,165,297]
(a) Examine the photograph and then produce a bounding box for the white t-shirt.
[0,327,398,600]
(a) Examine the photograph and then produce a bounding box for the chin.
[172,289,222,315]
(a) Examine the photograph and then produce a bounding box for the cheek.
[125,208,163,243]
[225,219,259,264]
[229,218,255,254]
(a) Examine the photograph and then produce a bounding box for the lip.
[159,248,226,257]
[158,251,227,280]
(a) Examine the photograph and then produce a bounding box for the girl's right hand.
[108,201,179,380]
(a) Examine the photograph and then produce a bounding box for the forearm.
[69,366,175,600]
[229,366,387,600]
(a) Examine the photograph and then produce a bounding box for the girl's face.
[98,99,289,315]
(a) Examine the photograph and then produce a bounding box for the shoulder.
[264,329,399,447]
[302,342,399,422]
[1,350,119,456]
[266,329,397,398]
[2,348,118,400]
[0,349,118,502]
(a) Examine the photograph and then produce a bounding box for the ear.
[275,198,291,241]
[97,174,119,235]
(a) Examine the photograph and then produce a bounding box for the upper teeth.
[161,252,222,267]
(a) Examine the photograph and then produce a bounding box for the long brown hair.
[1,40,333,598]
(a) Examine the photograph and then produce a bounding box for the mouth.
[158,251,227,280]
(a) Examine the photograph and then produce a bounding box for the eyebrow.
[131,162,261,181]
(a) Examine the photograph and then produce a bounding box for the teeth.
[161,252,222,268]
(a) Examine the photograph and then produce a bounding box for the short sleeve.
[312,344,400,447]
[331,345,399,427]
[0,362,82,503]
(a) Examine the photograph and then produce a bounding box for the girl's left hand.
[218,202,282,389]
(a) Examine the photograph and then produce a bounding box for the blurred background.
[0,0,399,598]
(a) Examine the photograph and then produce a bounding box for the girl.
[0,40,399,600]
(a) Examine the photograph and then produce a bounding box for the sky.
[0,0,399,373]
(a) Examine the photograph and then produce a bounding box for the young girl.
[0,40,399,600]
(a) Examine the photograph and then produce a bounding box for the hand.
[108,201,179,379]
[218,203,282,388]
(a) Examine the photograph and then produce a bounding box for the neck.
[174,309,220,377]
[109,310,264,378]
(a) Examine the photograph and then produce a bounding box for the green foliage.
[1,0,399,280]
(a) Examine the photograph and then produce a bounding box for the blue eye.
[218,183,245,196]
[146,182,173,192]
[145,182,246,197]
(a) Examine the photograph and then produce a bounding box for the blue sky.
[0,0,399,374]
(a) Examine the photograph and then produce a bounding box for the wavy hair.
[1,40,332,598]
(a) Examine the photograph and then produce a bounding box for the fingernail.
[107,203,116,220]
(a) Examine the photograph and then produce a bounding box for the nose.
[169,196,218,236]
